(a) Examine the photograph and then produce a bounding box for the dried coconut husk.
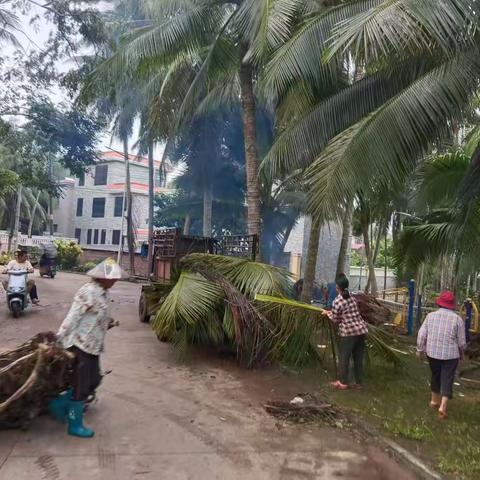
[353,292,391,326]
[0,332,74,429]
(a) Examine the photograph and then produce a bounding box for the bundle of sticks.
[0,332,74,429]
[353,292,391,326]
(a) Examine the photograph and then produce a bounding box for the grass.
[318,350,480,479]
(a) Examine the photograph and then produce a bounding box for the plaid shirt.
[331,295,369,337]
[417,308,466,360]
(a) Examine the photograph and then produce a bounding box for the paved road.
[0,272,418,480]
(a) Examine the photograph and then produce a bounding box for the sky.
[4,1,165,161]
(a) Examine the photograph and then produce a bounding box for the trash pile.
[264,393,348,428]
[0,332,73,429]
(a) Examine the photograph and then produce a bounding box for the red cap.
[436,291,456,310]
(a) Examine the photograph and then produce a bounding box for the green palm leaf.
[306,51,480,220]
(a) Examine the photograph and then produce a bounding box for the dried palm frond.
[0,332,74,430]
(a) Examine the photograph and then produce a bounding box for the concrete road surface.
[0,272,418,480]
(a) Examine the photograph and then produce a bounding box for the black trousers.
[427,357,459,399]
[69,346,102,401]
[338,335,366,385]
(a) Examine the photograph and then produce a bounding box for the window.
[112,230,121,245]
[94,164,108,186]
[75,229,81,242]
[93,229,99,244]
[101,229,106,245]
[87,229,92,245]
[114,196,124,217]
[92,198,106,218]
[78,173,85,187]
[53,224,58,233]
[76,198,83,217]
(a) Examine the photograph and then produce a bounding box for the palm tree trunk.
[123,138,135,275]
[361,219,378,295]
[336,204,353,278]
[203,185,213,237]
[147,138,155,278]
[28,191,41,238]
[239,62,262,247]
[183,213,192,236]
[13,186,22,251]
[301,216,321,303]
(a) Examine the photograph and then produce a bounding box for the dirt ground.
[0,272,420,480]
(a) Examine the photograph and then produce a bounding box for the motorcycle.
[39,254,57,278]
[6,270,29,318]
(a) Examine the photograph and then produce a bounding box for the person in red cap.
[417,291,466,419]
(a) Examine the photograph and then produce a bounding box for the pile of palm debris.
[353,292,391,326]
[466,334,480,360]
[264,393,348,428]
[0,332,73,429]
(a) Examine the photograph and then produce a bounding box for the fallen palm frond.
[152,254,405,368]
[0,332,74,430]
[255,294,406,366]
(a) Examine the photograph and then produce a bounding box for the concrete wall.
[81,248,148,277]
[349,266,397,291]
[55,180,76,238]
[301,218,350,284]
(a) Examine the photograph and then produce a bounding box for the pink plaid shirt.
[331,295,369,337]
[417,308,466,360]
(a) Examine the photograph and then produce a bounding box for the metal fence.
[0,231,78,251]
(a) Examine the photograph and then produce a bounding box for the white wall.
[349,266,397,291]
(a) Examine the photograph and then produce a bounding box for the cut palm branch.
[151,255,405,368]
[0,332,74,430]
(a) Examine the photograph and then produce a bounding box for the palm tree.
[259,0,479,296]
[91,0,318,248]
[0,1,21,46]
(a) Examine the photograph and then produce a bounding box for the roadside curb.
[354,419,442,480]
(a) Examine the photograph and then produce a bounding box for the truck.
[138,228,258,323]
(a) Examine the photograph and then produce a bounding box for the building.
[53,151,172,251]
[284,216,350,283]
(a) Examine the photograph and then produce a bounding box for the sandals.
[438,410,448,420]
[429,402,440,410]
[330,380,349,390]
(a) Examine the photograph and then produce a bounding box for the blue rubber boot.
[48,388,73,423]
[67,401,95,438]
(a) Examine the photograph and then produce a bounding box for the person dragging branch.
[417,291,466,420]
[49,258,125,438]
[328,274,368,390]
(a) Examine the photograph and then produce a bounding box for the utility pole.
[12,186,22,252]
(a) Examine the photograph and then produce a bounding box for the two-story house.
[53,151,172,250]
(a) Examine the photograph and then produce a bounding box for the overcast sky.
[6,2,165,161]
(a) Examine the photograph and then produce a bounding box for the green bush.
[73,261,99,273]
[0,252,12,265]
[54,240,83,270]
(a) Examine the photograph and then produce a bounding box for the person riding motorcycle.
[2,249,39,304]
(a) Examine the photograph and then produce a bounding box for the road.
[0,272,418,480]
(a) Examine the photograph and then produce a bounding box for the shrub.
[54,240,83,270]
[73,261,99,273]
[0,252,12,265]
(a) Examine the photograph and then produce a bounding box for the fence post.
[416,293,422,329]
[408,279,415,336]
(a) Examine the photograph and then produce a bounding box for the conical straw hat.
[87,258,125,280]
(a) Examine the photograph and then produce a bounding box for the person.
[417,291,466,420]
[50,258,124,438]
[2,249,39,304]
[328,274,369,390]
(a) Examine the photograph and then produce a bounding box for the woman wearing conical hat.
[50,258,125,438]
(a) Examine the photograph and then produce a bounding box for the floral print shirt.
[57,281,110,356]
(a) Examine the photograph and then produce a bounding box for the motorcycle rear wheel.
[11,302,21,318]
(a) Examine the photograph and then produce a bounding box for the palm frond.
[327,0,476,63]
[262,59,433,178]
[263,0,375,97]
[414,150,470,211]
[306,51,480,220]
